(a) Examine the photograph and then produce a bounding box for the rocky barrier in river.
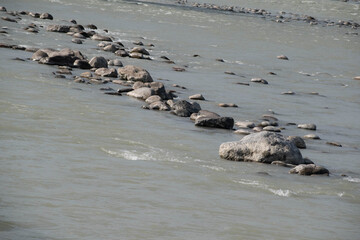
[1,4,351,177]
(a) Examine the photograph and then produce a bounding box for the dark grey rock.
[287,136,306,149]
[89,56,108,68]
[73,59,91,69]
[195,116,234,129]
[170,100,201,117]
[289,164,329,176]
[118,65,153,82]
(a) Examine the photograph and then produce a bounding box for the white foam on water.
[201,165,227,172]
[343,176,360,183]
[234,179,294,197]
[269,189,292,197]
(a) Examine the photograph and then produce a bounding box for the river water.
[0,0,359,239]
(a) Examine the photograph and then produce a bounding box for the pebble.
[303,134,320,140]
[72,38,83,44]
[251,78,268,84]
[282,91,295,95]
[173,67,186,72]
[326,141,342,147]
[224,71,236,75]
[262,126,281,132]
[353,76,360,80]
[218,103,238,108]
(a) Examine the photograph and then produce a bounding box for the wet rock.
[129,52,151,60]
[46,25,71,33]
[133,41,143,46]
[190,110,221,121]
[326,141,342,147]
[117,88,133,93]
[263,126,281,132]
[235,121,256,129]
[127,87,155,100]
[277,55,289,60]
[225,71,236,75]
[236,82,250,86]
[287,136,306,149]
[85,24,97,29]
[108,59,123,67]
[0,6,7,11]
[103,44,120,53]
[253,127,263,132]
[54,74,66,79]
[40,13,53,20]
[31,48,55,61]
[72,38,83,44]
[234,129,251,135]
[251,78,268,84]
[189,94,205,100]
[56,69,72,75]
[173,67,186,72]
[73,59,91,69]
[70,19,77,24]
[219,132,305,165]
[195,116,234,129]
[149,101,170,111]
[39,48,85,66]
[80,72,92,78]
[1,17,17,23]
[91,34,112,42]
[130,47,150,55]
[218,103,238,108]
[145,95,162,104]
[303,157,314,164]
[115,49,129,57]
[353,76,360,80]
[150,82,169,100]
[95,68,117,77]
[216,58,224,62]
[289,164,329,176]
[298,123,316,130]
[170,100,201,117]
[271,161,296,168]
[118,65,153,82]
[172,84,187,89]
[303,134,320,140]
[89,56,108,68]
[72,32,86,39]
[282,91,295,95]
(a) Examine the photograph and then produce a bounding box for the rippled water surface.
[1,0,360,239]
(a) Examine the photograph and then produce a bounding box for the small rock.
[73,59,91,69]
[263,126,281,132]
[289,164,329,176]
[149,101,170,111]
[56,69,72,75]
[353,76,360,80]
[46,25,70,33]
[145,95,162,104]
[118,65,153,82]
[287,136,306,149]
[114,49,129,57]
[80,72,92,78]
[170,100,201,117]
[89,56,108,68]
[235,121,256,129]
[195,117,234,130]
[326,141,342,147]
[298,123,316,130]
[277,55,289,60]
[103,44,119,53]
[108,59,123,67]
[72,38,83,44]
[190,110,221,121]
[133,41,143,46]
[236,82,250,86]
[303,134,320,140]
[216,58,224,62]
[0,6,7,11]
[282,91,295,95]
[234,129,251,135]
[172,84,187,89]
[39,13,53,20]
[1,17,17,23]
[173,67,186,72]
[130,47,150,55]
[224,71,235,75]
[127,87,155,100]
[85,24,97,29]
[189,94,205,100]
[251,78,268,84]
[218,103,238,108]
[91,34,112,42]
[262,115,278,121]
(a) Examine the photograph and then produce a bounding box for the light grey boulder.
[127,87,154,100]
[130,47,150,55]
[289,164,329,176]
[219,132,305,165]
[91,34,112,41]
[190,110,220,121]
[95,68,117,77]
[89,56,108,68]
[145,95,162,104]
[149,101,170,111]
[118,65,153,82]
[189,94,205,100]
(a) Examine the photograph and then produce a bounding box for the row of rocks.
[177,1,359,29]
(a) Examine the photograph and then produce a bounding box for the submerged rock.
[289,164,329,176]
[219,132,305,165]
[251,78,268,84]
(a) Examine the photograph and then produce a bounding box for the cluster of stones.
[176,1,359,29]
[1,5,347,177]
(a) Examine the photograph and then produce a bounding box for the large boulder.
[127,87,154,100]
[170,100,201,117]
[195,116,234,129]
[89,56,108,68]
[219,132,305,165]
[38,48,85,66]
[289,164,329,176]
[118,65,153,82]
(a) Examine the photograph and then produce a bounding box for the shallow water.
[1,0,360,239]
